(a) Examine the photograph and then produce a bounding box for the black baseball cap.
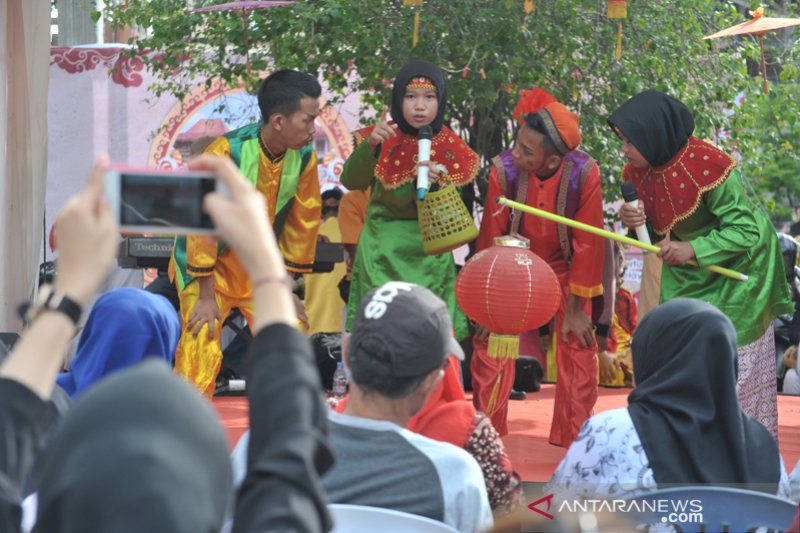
[349,282,464,378]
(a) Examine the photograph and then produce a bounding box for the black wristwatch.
[18,285,83,326]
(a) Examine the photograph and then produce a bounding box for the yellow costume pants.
[174,275,254,398]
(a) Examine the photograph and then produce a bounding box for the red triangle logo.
[527,493,555,520]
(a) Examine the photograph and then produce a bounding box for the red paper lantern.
[456,236,561,359]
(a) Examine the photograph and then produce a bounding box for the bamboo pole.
[495,196,748,282]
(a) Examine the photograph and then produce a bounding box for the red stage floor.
[213,384,800,482]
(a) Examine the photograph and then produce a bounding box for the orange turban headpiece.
[512,88,581,155]
[536,102,581,155]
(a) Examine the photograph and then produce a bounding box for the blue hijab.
[57,288,180,399]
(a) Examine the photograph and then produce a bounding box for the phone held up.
[104,165,228,235]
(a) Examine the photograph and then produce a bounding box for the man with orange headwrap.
[472,95,605,447]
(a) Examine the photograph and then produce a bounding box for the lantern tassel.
[607,1,627,18]
[524,0,534,14]
[607,1,626,61]
[545,330,558,383]
[487,333,520,360]
[486,373,503,416]
[412,12,420,48]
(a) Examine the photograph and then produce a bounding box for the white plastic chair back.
[328,503,459,533]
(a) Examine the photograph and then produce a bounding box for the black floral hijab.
[607,89,695,167]
[390,60,447,136]
[627,298,780,491]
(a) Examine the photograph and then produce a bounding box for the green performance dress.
[341,139,473,340]
[610,91,790,440]
[658,167,792,347]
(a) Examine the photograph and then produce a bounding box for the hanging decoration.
[403,0,423,48]
[607,0,627,60]
[524,0,534,15]
[456,236,561,359]
[456,236,561,416]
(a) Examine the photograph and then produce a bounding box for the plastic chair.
[626,486,798,533]
[328,503,459,533]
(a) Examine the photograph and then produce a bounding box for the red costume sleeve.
[476,166,512,252]
[567,163,604,298]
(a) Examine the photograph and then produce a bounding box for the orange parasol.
[704,6,800,94]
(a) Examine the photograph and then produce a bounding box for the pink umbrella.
[191,1,297,74]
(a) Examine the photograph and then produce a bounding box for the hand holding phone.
[55,156,120,306]
[104,166,228,235]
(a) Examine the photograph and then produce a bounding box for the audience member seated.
[34,359,232,532]
[333,354,522,514]
[56,287,179,399]
[323,282,493,533]
[232,283,494,532]
[235,330,521,518]
[0,154,334,533]
[403,360,522,515]
[546,298,798,502]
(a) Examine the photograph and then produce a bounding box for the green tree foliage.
[730,80,800,224]
[107,0,798,215]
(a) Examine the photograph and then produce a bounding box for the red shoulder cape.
[353,124,479,189]
[622,136,736,235]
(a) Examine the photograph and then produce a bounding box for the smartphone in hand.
[104,165,228,235]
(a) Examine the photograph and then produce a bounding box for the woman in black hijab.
[628,298,780,489]
[389,60,448,136]
[33,359,232,533]
[547,299,787,502]
[610,90,792,440]
[340,61,479,341]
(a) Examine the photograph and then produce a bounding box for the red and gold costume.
[471,101,604,445]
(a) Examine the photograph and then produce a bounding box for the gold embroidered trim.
[407,76,437,91]
[375,129,479,190]
[556,159,575,262]
[538,107,569,155]
[629,138,736,236]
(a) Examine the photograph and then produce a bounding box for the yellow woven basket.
[417,185,478,255]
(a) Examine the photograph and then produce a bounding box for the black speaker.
[311,242,345,273]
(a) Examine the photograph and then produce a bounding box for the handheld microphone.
[620,182,651,246]
[416,125,433,201]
